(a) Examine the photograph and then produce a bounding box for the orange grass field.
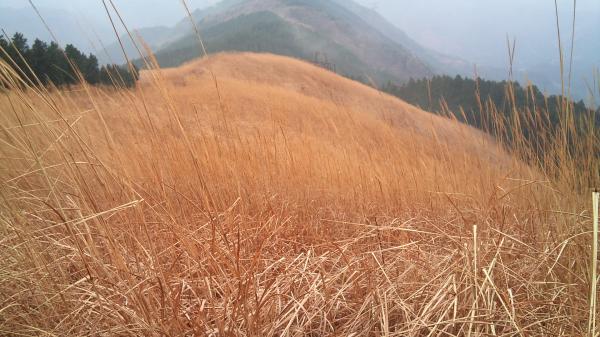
[0,51,599,336]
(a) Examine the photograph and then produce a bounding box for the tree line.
[383,75,599,163]
[383,75,598,135]
[383,75,595,127]
[0,32,138,88]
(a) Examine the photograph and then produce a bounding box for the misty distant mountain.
[107,0,442,85]
[359,0,600,101]
[97,0,242,65]
[328,0,471,76]
[5,0,596,100]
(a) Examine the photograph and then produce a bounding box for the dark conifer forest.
[0,32,138,88]
[383,75,598,151]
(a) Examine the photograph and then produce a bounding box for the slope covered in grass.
[0,52,596,336]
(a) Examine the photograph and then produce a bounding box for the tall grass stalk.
[591,191,599,336]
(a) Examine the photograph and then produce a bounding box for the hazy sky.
[2,0,598,72]
[355,0,600,68]
[1,0,218,28]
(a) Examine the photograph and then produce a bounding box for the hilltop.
[140,52,508,167]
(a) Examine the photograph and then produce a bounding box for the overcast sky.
[6,0,597,33]
[1,0,218,28]
[355,0,600,68]
[2,0,598,71]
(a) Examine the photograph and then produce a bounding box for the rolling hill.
[1,46,594,335]
[140,52,508,166]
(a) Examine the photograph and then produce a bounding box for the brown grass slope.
[0,52,595,336]
[155,52,505,161]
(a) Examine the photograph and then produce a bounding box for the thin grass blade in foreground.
[591,190,599,336]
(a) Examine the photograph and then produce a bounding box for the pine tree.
[0,35,9,59]
[84,54,100,84]
[29,39,49,84]
[46,41,68,86]
[8,33,31,80]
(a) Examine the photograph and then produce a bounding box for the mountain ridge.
[104,0,447,85]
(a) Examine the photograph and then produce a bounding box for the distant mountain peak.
[104,0,454,85]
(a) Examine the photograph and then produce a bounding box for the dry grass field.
[0,51,598,336]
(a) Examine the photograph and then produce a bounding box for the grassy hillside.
[0,52,598,335]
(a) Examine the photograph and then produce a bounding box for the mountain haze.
[0,6,113,55]
[109,0,444,84]
[363,0,600,100]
